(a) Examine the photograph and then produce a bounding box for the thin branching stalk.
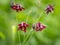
[35,11,44,23]
[22,28,33,45]
[22,11,44,45]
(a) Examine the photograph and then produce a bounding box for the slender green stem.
[22,10,32,45]
[35,11,44,23]
[18,31,21,45]
[26,15,29,23]
[22,28,33,45]
[26,10,32,23]
[23,10,44,45]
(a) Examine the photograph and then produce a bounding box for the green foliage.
[0,0,60,45]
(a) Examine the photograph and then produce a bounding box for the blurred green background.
[0,0,60,45]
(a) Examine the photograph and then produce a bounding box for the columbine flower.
[45,5,54,14]
[18,22,29,32]
[10,3,25,12]
[15,4,25,12]
[32,22,46,31]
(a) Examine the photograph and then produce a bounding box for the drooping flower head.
[10,2,25,12]
[32,22,46,31]
[45,5,54,14]
[18,22,29,32]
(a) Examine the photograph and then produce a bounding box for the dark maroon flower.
[10,3,17,10]
[10,3,25,12]
[15,4,25,12]
[32,22,46,31]
[45,5,54,14]
[18,22,29,32]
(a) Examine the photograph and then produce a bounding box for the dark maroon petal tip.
[45,5,54,14]
[32,22,46,32]
[18,22,29,32]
